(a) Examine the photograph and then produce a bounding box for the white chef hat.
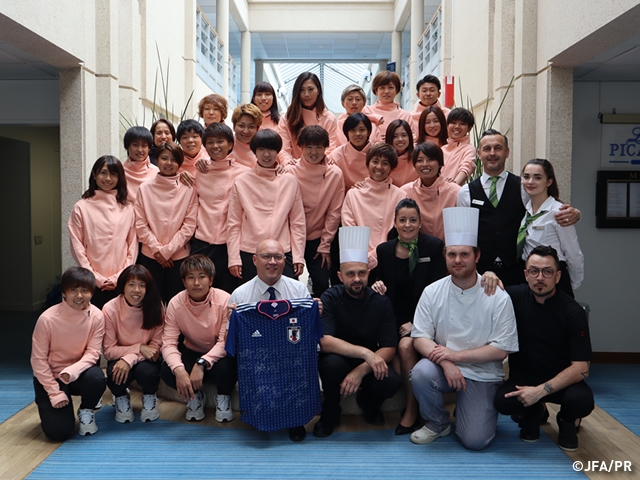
[339,226,370,264]
[443,207,479,247]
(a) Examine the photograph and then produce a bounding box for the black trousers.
[106,359,161,397]
[33,365,106,441]
[238,250,296,285]
[318,353,402,422]
[494,378,594,421]
[90,288,118,309]
[137,253,184,304]
[190,238,239,294]
[304,238,331,297]
[160,343,237,395]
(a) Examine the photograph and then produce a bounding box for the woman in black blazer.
[373,198,447,435]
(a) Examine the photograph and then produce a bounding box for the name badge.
[532,225,545,230]
[472,199,484,206]
[418,257,431,263]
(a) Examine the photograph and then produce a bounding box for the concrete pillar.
[391,30,402,72]
[184,0,197,118]
[391,30,402,102]
[217,0,229,98]
[118,0,142,131]
[95,0,120,157]
[255,60,264,84]
[241,30,251,103]
[440,0,453,78]
[543,66,574,200]
[59,67,89,269]
[491,0,515,138]
[409,0,424,109]
[512,0,537,174]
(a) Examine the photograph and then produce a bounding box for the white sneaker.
[215,394,234,422]
[114,394,135,423]
[140,394,160,422]
[94,398,102,409]
[185,390,206,421]
[410,424,452,445]
[77,408,98,436]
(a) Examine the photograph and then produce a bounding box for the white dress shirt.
[457,170,529,207]
[229,275,310,305]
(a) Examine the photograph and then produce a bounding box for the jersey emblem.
[289,317,298,324]
[251,330,262,337]
[288,326,301,344]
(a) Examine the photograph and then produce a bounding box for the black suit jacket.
[375,232,447,315]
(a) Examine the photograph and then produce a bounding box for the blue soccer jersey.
[226,298,323,431]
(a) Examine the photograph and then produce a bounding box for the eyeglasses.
[257,253,285,262]
[526,267,556,278]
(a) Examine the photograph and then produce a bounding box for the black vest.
[468,173,525,272]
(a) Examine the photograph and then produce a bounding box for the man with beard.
[495,246,593,451]
[313,226,402,438]
[410,207,518,450]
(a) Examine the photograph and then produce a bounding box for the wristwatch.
[196,357,208,368]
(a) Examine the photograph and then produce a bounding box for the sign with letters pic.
[601,125,640,168]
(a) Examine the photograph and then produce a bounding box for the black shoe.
[363,409,385,426]
[557,413,579,451]
[520,403,543,443]
[313,416,340,438]
[395,417,422,436]
[288,426,307,442]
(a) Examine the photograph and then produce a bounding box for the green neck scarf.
[397,237,419,276]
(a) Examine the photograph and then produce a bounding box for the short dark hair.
[155,141,184,167]
[150,119,176,143]
[60,267,95,294]
[203,122,235,148]
[412,142,444,168]
[297,125,329,147]
[526,245,560,270]
[83,155,128,206]
[177,119,204,142]
[366,143,398,170]
[343,112,372,139]
[447,107,475,129]
[395,197,421,219]
[180,254,216,280]
[250,129,283,154]
[123,126,153,150]
[416,74,441,92]
[116,265,164,330]
[480,128,509,149]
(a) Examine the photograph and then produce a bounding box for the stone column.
[241,30,251,103]
[409,0,424,109]
[217,0,229,98]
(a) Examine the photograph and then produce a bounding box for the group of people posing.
[31,70,592,451]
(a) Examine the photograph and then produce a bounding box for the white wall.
[572,81,640,352]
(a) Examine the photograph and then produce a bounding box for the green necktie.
[397,237,419,276]
[516,210,547,259]
[489,176,499,207]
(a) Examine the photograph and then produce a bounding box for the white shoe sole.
[410,424,452,445]
[141,408,160,422]
[215,409,235,422]
[78,423,98,436]
[185,392,206,421]
[115,410,135,423]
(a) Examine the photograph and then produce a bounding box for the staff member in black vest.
[456,129,580,286]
